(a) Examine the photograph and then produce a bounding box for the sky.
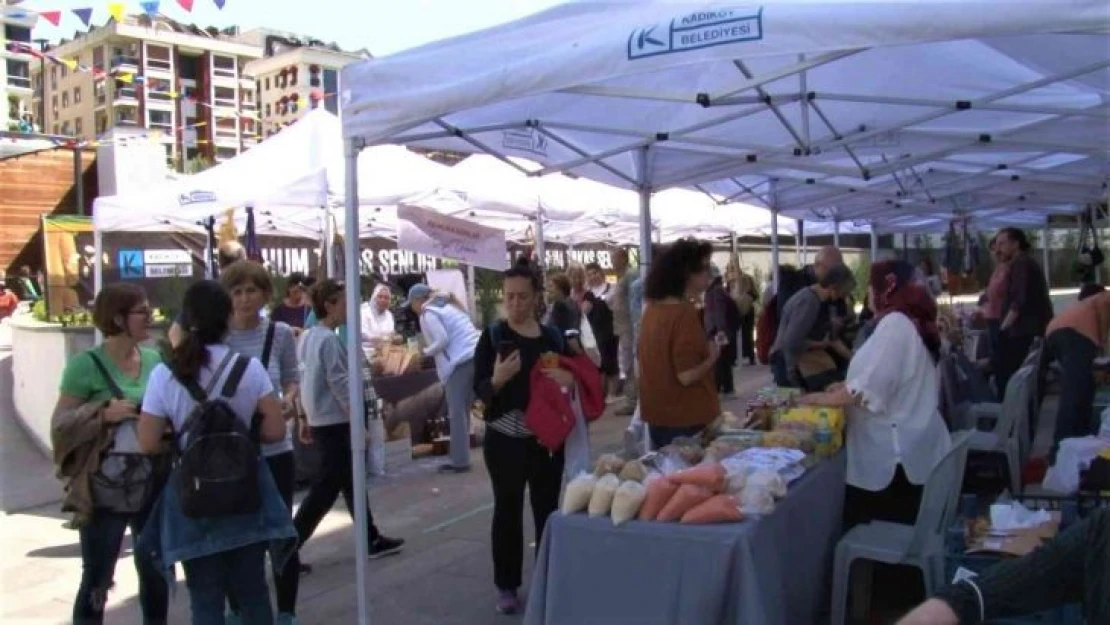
[11,0,563,56]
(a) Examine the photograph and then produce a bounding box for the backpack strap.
[259,321,277,369]
[87,352,126,400]
[178,349,237,403]
[220,355,251,398]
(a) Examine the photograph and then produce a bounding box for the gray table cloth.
[524,452,847,625]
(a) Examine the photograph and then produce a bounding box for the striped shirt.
[225,319,298,456]
[487,409,532,438]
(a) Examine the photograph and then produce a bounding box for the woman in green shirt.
[52,283,169,625]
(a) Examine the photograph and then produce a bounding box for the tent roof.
[340,0,1110,232]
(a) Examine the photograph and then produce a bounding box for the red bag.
[524,353,604,451]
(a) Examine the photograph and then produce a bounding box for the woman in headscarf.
[360,283,396,344]
[798,260,951,528]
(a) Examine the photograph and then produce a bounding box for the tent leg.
[833,220,840,248]
[326,208,337,279]
[467,263,478,323]
[535,212,546,269]
[343,138,372,625]
[1042,226,1051,285]
[204,216,215,279]
[635,146,654,271]
[870,226,878,261]
[93,228,103,344]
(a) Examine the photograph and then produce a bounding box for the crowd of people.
[41,224,1108,623]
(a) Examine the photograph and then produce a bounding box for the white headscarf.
[360,284,395,341]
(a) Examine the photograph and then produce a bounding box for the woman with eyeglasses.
[51,284,169,625]
[637,238,722,449]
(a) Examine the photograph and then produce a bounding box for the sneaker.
[276,614,299,625]
[438,463,471,474]
[369,535,405,559]
[496,589,521,615]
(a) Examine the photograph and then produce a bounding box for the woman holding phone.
[472,257,573,615]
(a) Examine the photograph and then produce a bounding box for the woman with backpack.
[220,261,302,624]
[472,258,574,615]
[135,280,297,625]
[51,283,169,625]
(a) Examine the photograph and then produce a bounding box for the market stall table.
[524,452,846,625]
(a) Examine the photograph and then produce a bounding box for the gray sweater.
[299,325,350,427]
[770,287,823,381]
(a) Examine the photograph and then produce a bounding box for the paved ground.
[0,352,772,625]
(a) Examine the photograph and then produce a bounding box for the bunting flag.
[72,7,93,26]
[116,72,134,84]
[107,2,125,22]
[213,0,226,8]
[177,0,194,11]
[62,58,78,71]
[39,10,62,25]
[140,0,160,17]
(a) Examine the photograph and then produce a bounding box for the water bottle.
[814,409,833,457]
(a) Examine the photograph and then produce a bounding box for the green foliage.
[850,254,871,304]
[474,267,503,326]
[173,154,217,174]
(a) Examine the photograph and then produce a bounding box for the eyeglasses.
[129,308,152,317]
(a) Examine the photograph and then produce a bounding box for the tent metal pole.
[833,220,841,248]
[343,137,372,625]
[93,227,103,345]
[325,209,337,279]
[204,216,215,279]
[770,179,780,293]
[1042,226,1051,285]
[796,219,803,264]
[534,211,547,269]
[870,225,878,261]
[467,263,478,323]
[635,146,654,271]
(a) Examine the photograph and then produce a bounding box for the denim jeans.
[1047,328,1098,461]
[182,542,273,625]
[74,508,168,625]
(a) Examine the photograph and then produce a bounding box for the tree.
[172,153,216,174]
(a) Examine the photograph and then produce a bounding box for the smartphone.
[497,341,518,359]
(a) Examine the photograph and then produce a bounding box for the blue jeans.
[74,509,168,625]
[182,542,273,625]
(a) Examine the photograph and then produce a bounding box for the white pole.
[535,211,546,269]
[870,224,878,261]
[467,263,478,323]
[833,220,841,248]
[325,208,337,279]
[343,138,372,625]
[635,146,654,270]
[93,227,103,344]
[1042,226,1051,284]
[770,179,781,293]
[654,225,662,245]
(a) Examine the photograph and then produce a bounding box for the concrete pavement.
[0,355,773,625]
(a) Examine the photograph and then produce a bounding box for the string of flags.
[5,0,224,29]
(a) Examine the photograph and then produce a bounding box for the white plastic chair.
[966,364,1036,494]
[831,430,973,625]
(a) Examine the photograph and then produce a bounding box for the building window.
[289,67,298,86]
[264,103,271,117]
[61,120,71,135]
[212,55,236,79]
[62,92,69,108]
[264,77,270,91]
[323,69,338,115]
[52,124,59,134]
[94,81,106,105]
[146,44,172,72]
[178,54,200,80]
[213,86,236,108]
[93,47,105,71]
[6,59,30,89]
[149,109,173,129]
[74,87,82,104]
[50,67,57,89]
[4,24,32,44]
[96,112,107,134]
[61,64,68,78]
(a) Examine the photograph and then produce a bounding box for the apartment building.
[2,5,35,129]
[31,14,262,164]
[239,29,368,138]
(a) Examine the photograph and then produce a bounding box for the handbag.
[87,353,157,513]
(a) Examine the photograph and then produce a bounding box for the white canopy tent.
[334,2,1109,619]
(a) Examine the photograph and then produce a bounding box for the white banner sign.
[396,204,507,271]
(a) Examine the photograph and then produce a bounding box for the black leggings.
[293,424,381,550]
[227,451,300,615]
[714,343,736,394]
[483,429,564,592]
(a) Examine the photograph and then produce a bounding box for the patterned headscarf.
[870,260,941,362]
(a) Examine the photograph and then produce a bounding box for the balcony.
[110,55,139,72]
[113,87,138,106]
[6,75,32,94]
[115,113,139,126]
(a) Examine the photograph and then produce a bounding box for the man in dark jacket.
[704,265,741,396]
[991,228,1053,399]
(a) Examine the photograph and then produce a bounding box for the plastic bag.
[561,473,597,514]
[611,480,647,526]
[588,474,620,517]
[739,487,776,515]
[657,484,714,522]
[670,463,726,493]
[594,453,627,477]
[618,460,648,483]
[639,476,678,521]
[563,391,591,483]
[747,470,787,498]
[681,494,744,524]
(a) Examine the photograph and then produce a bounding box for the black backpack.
[174,352,260,519]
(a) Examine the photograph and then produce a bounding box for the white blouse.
[845,312,951,492]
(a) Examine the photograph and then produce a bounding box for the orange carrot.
[656,484,713,522]
[638,477,679,521]
[670,463,727,493]
[681,494,744,524]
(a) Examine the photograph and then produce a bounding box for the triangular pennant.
[72,7,93,26]
[107,2,125,22]
[140,1,160,17]
[63,58,78,71]
[118,72,134,84]
[297,97,308,109]
[213,0,226,8]
[168,90,178,98]
[176,0,194,11]
[38,10,62,26]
